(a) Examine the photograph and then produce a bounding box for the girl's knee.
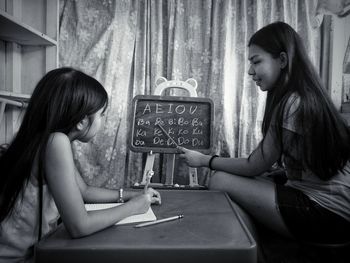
[209,171,232,191]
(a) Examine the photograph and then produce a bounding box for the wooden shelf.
[0,9,57,46]
[0,0,58,144]
[0,90,30,102]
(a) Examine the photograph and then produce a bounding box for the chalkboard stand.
[134,77,206,190]
[140,151,155,185]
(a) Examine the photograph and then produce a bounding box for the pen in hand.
[134,214,184,228]
[144,169,154,194]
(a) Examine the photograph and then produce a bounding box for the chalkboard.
[129,95,214,153]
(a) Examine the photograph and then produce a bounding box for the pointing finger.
[177,146,187,153]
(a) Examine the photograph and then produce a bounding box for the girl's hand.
[177,146,211,167]
[128,193,152,214]
[145,187,161,205]
[128,188,161,214]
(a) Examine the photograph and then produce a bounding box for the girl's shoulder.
[281,93,301,133]
[284,93,300,116]
[46,132,71,153]
[48,132,70,144]
[45,132,74,178]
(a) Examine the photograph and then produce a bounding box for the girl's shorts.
[275,183,350,244]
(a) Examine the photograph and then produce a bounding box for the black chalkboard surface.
[129,95,214,153]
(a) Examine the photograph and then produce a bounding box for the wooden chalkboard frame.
[129,95,214,154]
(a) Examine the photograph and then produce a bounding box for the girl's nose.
[248,65,254,76]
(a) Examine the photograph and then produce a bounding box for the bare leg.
[209,171,292,238]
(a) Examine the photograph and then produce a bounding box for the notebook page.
[85,203,156,225]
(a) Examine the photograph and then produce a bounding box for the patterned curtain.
[59,0,321,189]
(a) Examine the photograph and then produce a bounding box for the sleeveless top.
[281,93,350,222]
[0,175,59,262]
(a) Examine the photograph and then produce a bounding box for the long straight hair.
[0,67,108,222]
[248,22,350,180]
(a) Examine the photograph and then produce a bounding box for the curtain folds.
[59,0,320,188]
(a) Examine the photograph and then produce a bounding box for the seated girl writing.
[0,67,161,262]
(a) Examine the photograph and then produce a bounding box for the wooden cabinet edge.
[0,90,31,102]
[0,9,57,46]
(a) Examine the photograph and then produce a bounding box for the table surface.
[35,190,257,263]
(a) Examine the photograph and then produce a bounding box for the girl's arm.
[73,167,141,203]
[179,125,282,177]
[45,132,159,238]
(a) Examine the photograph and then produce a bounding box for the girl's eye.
[249,61,260,66]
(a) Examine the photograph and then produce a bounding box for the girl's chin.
[258,84,272,92]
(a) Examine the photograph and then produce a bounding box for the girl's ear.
[76,116,89,131]
[280,52,288,69]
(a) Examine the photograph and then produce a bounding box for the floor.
[257,226,350,263]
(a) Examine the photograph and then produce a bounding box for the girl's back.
[0,161,59,262]
[280,93,350,222]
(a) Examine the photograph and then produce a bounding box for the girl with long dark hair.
[0,67,161,262]
[179,22,350,243]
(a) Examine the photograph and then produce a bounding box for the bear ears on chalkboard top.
[154,77,198,97]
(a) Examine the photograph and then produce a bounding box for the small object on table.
[134,214,184,228]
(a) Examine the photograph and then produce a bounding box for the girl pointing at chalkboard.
[179,22,350,244]
[0,67,161,262]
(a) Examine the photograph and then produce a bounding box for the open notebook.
[85,203,156,225]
